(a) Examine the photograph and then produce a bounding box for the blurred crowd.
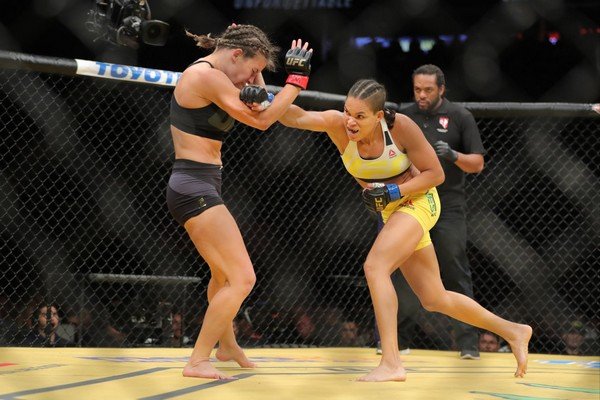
[322,31,598,104]
[0,292,597,356]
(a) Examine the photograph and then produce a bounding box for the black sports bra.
[170,60,235,142]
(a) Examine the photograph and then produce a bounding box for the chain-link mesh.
[1,68,598,354]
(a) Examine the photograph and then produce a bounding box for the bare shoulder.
[394,112,415,127]
[392,113,420,135]
[388,112,425,151]
[322,109,345,126]
[319,109,345,135]
[176,64,229,106]
[180,63,224,87]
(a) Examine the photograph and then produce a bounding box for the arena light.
[548,31,560,45]
[374,37,392,48]
[438,34,454,45]
[353,37,373,48]
[398,37,412,52]
[418,37,436,53]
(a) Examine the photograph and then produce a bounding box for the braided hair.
[186,24,280,71]
[347,79,396,129]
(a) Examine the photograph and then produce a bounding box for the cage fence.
[0,66,598,355]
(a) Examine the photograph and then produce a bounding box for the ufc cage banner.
[74,59,181,87]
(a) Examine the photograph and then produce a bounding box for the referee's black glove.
[434,140,458,162]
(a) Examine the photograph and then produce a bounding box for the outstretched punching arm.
[279,104,339,133]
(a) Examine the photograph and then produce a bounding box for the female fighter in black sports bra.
[166,24,312,380]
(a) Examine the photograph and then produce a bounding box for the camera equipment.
[86,0,169,49]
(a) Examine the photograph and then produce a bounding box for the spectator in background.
[528,315,561,354]
[15,295,44,335]
[292,309,319,346]
[76,297,127,347]
[479,331,501,352]
[315,306,345,346]
[586,317,600,355]
[55,309,79,344]
[24,303,73,347]
[393,64,486,360]
[233,315,264,347]
[77,308,97,346]
[559,321,590,356]
[339,321,368,347]
[413,311,455,351]
[164,311,192,347]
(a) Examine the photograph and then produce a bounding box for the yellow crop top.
[341,119,411,182]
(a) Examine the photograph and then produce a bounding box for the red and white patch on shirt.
[388,149,397,158]
[439,116,449,129]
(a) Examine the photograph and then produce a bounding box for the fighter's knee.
[210,275,227,287]
[419,294,447,312]
[236,270,256,297]
[420,298,439,312]
[363,260,375,280]
[363,259,387,281]
[246,272,257,291]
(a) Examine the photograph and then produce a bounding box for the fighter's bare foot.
[216,346,256,368]
[357,363,407,382]
[506,324,533,378]
[182,359,236,380]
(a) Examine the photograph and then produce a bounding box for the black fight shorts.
[166,159,224,225]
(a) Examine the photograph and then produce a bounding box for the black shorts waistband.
[172,159,223,171]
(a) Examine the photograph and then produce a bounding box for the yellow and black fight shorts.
[380,187,440,251]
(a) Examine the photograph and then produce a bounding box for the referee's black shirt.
[402,99,486,211]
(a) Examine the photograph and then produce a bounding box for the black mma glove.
[434,140,458,162]
[361,183,401,213]
[284,45,312,90]
[239,85,274,111]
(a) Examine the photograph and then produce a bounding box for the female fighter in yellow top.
[242,78,531,382]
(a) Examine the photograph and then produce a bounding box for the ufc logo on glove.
[286,58,306,67]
